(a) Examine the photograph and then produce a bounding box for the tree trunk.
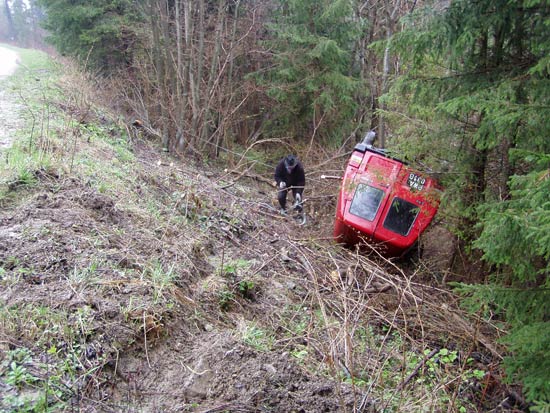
[189,0,204,146]
[4,0,16,41]
[160,0,176,128]
[378,0,402,149]
[149,0,170,151]
[201,0,226,156]
[227,0,240,97]
[356,1,379,137]
[175,0,186,152]
[182,0,194,147]
[484,138,510,202]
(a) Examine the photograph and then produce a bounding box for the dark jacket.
[274,158,305,191]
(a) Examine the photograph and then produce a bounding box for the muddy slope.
[0,60,520,411]
[0,137,368,412]
[1,139,519,412]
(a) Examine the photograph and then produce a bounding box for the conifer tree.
[8,0,45,48]
[3,0,16,41]
[261,0,363,146]
[389,0,550,405]
[38,0,141,71]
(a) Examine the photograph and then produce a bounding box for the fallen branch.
[220,162,258,189]
[364,283,392,294]
[446,309,503,360]
[397,347,439,391]
[223,169,275,188]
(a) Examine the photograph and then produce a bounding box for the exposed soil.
[0,52,524,413]
[0,146,363,412]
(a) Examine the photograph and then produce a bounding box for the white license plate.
[407,173,426,191]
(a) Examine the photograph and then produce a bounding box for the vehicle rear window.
[383,197,419,236]
[349,184,384,221]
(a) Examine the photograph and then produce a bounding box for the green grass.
[143,259,178,304]
[0,46,182,411]
[0,45,141,206]
[66,261,100,294]
[0,45,60,200]
[240,322,274,351]
[0,44,54,71]
[0,146,51,191]
[1,44,62,107]
[0,303,104,412]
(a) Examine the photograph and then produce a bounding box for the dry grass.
[0,51,513,413]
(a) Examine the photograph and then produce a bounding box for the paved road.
[0,45,19,78]
[0,45,22,151]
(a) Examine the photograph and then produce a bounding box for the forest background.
[1,0,549,408]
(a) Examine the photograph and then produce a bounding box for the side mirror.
[362,131,376,147]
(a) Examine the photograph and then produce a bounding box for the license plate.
[407,173,426,191]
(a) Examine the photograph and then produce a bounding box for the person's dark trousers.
[278,187,303,211]
[278,187,289,210]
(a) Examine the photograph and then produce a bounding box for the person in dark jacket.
[274,154,305,214]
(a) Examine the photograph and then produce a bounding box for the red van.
[334,132,441,257]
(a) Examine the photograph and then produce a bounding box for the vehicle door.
[346,153,401,237]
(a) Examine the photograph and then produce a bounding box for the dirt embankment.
[0,51,521,412]
[0,143,362,412]
[0,145,518,412]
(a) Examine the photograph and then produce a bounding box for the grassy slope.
[0,47,514,413]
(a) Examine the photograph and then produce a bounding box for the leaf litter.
[0,79,522,413]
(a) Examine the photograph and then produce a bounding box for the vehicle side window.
[349,184,384,221]
[383,197,419,236]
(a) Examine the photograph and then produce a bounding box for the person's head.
[284,155,298,174]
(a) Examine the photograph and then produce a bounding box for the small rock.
[263,364,277,374]
[279,247,291,262]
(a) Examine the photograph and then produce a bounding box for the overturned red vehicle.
[334,132,441,257]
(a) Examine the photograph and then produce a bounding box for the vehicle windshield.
[349,184,384,221]
[383,197,419,236]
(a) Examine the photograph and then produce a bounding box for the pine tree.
[260,0,363,146]
[388,0,550,404]
[38,0,142,71]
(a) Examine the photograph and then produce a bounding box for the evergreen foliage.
[387,0,550,404]
[471,153,550,403]
[19,0,550,403]
[260,0,364,145]
[0,0,44,45]
[37,0,141,71]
